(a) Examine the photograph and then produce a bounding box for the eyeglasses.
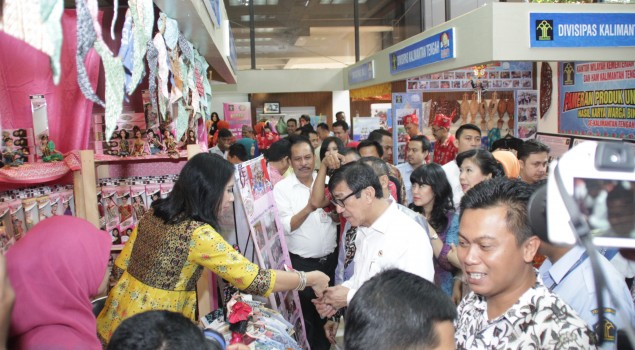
[330,188,362,208]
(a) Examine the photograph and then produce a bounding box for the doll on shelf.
[2,138,25,167]
[146,129,163,155]
[130,126,148,157]
[118,129,131,157]
[38,134,64,162]
[163,130,180,159]
[185,129,197,146]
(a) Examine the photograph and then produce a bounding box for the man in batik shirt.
[455,177,597,349]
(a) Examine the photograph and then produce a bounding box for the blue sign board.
[389,28,455,75]
[530,13,635,48]
[348,61,375,85]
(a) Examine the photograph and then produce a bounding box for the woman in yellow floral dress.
[96,153,330,344]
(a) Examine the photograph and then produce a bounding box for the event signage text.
[389,28,455,75]
[530,13,635,48]
[558,61,635,140]
[348,61,375,85]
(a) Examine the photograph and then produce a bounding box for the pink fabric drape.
[0,10,101,153]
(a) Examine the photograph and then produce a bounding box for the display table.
[0,152,81,184]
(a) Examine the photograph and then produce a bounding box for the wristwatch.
[430,234,439,240]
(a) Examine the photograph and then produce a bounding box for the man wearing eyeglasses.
[272,135,337,350]
[314,161,434,319]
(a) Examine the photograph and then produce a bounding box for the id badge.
[319,209,330,223]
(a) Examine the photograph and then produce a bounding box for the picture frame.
[263,102,280,114]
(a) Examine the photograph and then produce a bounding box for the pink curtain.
[0,10,101,153]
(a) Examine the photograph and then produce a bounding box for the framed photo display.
[263,102,280,114]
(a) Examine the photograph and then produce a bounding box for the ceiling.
[224,0,407,70]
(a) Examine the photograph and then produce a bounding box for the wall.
[250,92,333,125]
[210,92,249,119]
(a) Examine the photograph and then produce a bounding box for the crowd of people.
[1,110,634,350]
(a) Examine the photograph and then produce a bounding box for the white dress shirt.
[396,162,414,205]
[273,172,337,258]
[341,201,434,303]
[442,160,463,211]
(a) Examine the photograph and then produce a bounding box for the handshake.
[311,285,350,318]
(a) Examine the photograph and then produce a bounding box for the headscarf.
[7,216,112,350]
[492,150,521,179]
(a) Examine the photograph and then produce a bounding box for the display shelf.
[93,152,189,164]
[0,152,81,185]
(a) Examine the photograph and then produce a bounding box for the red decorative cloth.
[228,302,252,324]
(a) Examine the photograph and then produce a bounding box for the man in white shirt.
[396,135,430,205]
[209,128,233,159]
[314,161,434,317]
[272,135,337,350]
[442,124,482,210]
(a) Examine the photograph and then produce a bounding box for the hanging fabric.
[75,0,105,107]
[127,0,153,94]
[153,32,169,121]
[146,40,159,120]
[117,10,134,95]
[0,0,64,84]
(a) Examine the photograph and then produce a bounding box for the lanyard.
[548,251,589,292]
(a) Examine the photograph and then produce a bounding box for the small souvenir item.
[118,129,130,157]
[228,299,253,345]
[38,134,64,162]
[130,126,148,157]
[146,129,163,155]
[164,131,179,159]
[2,138,25,167]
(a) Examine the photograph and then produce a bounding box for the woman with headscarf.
[7,216,112,350]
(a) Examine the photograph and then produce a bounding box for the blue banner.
[389,28,455,75]
[348,61,375,85]
[530,13,635,48]
[558,62,635,140]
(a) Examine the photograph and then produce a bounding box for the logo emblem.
[536,20,554,41]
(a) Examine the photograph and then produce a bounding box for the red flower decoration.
[229,302,252,323]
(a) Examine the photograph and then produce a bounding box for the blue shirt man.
[539,244,635,349]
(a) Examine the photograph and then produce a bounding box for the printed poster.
[535,133,572,162]
[223,102,252,139]
[370,103,391,131]
[392,93,423,164]
[407,62,533,93]
[514,90,539,140]
[234,156,310,349]
[352,117,381,141]
[559,61,635,140]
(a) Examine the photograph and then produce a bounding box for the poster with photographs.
[392,93,423,164]
[370,103,392,131]
[352,117,381,141]
[406,62,533,93]
[233,156,310,349]
[514,90,539,140]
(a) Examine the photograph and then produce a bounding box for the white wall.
[332,90,351,123]
[210,92,249,118]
